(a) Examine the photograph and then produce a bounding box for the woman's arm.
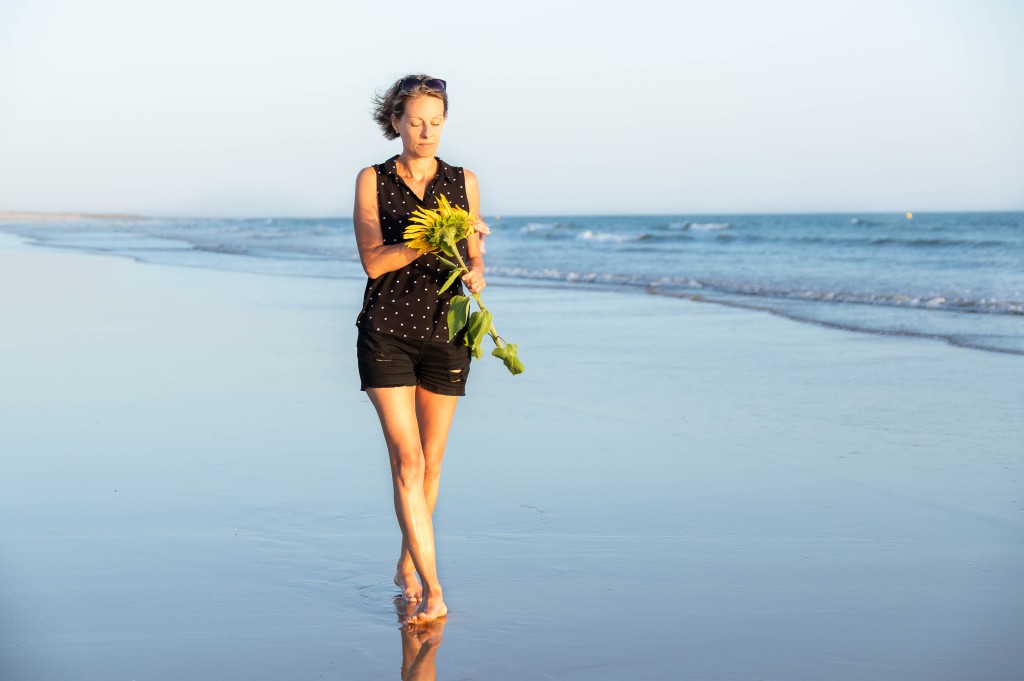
[353,166,421,279]
[462,169,487,294]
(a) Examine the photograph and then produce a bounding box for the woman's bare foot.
[394,570,423,602]
[397,598,447,681]
[405,589,447,625]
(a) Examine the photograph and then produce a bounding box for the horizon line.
[4,208,1024,222]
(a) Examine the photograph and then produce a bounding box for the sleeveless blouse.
[355,155,471,342]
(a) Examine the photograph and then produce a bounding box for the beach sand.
[1,229,1022,680]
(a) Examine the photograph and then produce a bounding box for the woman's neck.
[396,154,437,182]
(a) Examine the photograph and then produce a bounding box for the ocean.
[3,211,1022,355]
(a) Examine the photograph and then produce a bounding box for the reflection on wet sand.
[396,597,446,681]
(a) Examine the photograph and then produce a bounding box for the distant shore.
[0,210,145,222]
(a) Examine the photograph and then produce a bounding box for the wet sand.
[1,230,1022,679]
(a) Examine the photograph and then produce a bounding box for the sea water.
[3,211,1022,355]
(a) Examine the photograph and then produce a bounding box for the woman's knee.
[422,463,443,492]
[389,445,426,487]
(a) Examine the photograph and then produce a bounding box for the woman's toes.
[394,573,422,601]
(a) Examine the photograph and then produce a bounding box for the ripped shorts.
[356,327,471,397]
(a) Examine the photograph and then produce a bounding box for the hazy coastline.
[0,210,145,222]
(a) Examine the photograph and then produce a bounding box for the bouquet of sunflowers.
[404,195,524,375]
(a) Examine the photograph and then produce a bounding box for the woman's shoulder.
[357,156,401,179]
[355,166,378,191]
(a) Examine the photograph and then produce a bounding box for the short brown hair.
[371,74,448,140]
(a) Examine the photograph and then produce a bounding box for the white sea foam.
[578,230,646,243]
[669,221,731,231]
[519,222,559,233]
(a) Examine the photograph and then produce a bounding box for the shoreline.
[650,286,1024,357]
[3,217,1021,359]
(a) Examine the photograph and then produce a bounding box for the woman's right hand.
[462,265,486,294]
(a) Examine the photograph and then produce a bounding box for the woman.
[353,74,488,625]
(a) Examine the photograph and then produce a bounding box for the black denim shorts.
[356,327,471,397]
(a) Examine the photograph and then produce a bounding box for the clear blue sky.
[1,0,1021,217]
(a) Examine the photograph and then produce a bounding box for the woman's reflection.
[396,597,446,680]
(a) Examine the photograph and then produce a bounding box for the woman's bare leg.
[367,386,455,623]
[394,385,459,600]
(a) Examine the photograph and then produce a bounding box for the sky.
[1,0,1022,217]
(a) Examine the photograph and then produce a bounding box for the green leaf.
[439,267,466,295]
[491,343,524,375]
[434,254,457,269]
[447,295,471,340]
[466,310,493,360]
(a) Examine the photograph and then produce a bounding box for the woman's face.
[392,95,446,159]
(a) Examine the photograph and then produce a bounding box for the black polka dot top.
[355,155,472,342]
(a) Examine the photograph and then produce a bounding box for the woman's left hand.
[471,218,491,236]
[471,218,491,256]
[462,266,486,294]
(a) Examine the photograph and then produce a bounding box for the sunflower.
[402,194,524,376]
[403,194,476,258]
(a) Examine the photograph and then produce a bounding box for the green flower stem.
[472,292,505,348]
[447,243,506,349]
[445,235,465,268]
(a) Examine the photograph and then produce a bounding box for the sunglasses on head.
[399,77,446,93]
